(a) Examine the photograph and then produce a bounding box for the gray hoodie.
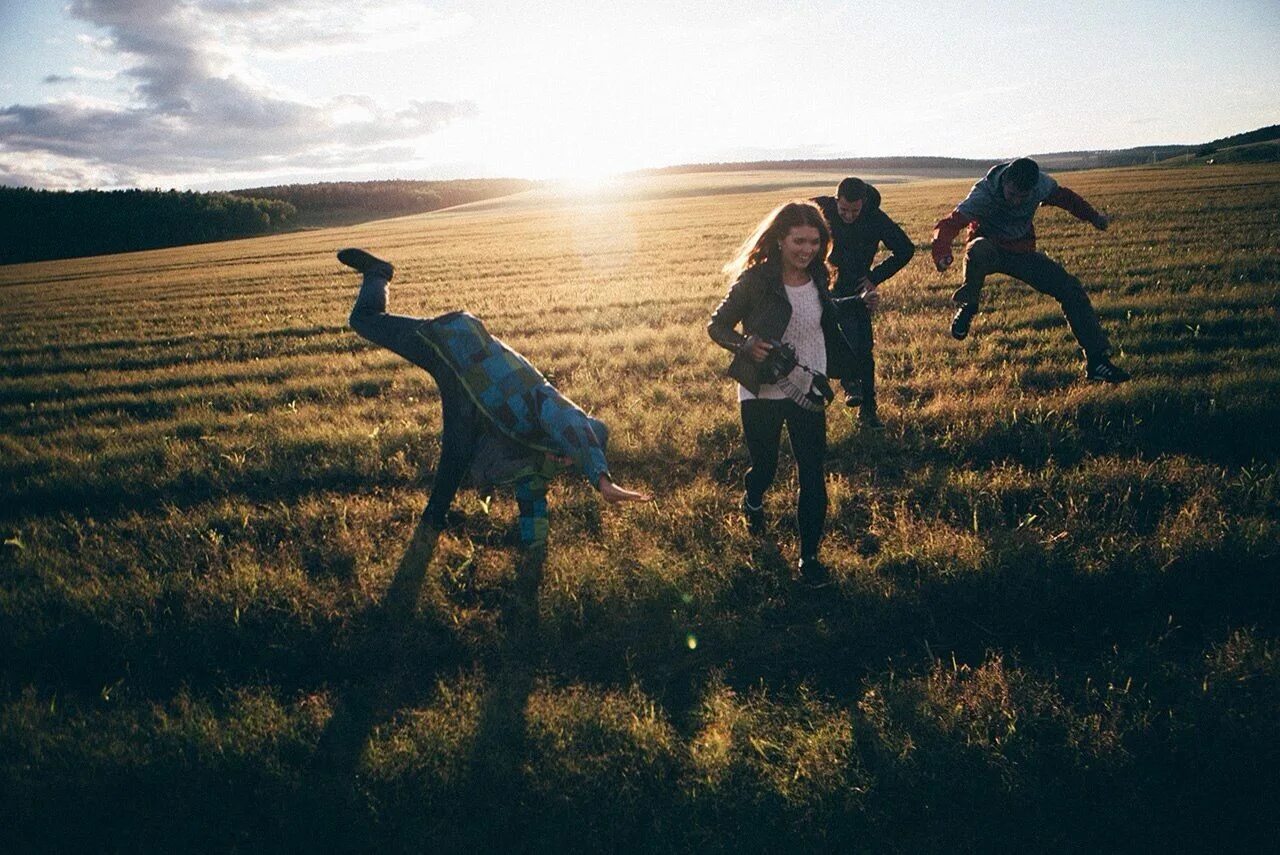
[955,162,1059,242]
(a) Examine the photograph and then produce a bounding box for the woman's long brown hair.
[722,200,833,283]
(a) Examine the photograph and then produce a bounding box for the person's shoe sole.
[337,248,394,279]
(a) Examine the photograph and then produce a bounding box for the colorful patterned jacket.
[414,312,611,548]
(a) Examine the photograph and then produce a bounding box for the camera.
[756,339,799,384]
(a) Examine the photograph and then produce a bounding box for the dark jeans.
[958,237,1111,358]
[348,273,478,527]
[740,399,827,558]
[834,297,876,413]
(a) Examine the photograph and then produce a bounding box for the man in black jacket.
[812,178,915,427]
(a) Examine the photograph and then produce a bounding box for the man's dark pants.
[956,237,1111,358]
[834,296,876,415]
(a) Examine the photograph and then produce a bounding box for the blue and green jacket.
[414,312,611,548]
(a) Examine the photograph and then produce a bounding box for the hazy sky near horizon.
[1,0,1277,190]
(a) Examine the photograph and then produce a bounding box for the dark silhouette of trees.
[230,179,535,227]
[0,188,295,265]
[0,179,536,265]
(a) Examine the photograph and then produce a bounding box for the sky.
[0,0,1277,190]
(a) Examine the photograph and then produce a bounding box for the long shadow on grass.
[458,547,545,849]
[306,526,459,846]
[304,532,548,850]
[519,513,1277,718]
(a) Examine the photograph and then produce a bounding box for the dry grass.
[2,165,1278,852]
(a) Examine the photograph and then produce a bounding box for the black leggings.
[740,399,828,557]
[348,273,478,528]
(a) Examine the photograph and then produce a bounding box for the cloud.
[43,66,119,85]
[1,0,475,188]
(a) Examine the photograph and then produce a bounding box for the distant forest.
[5,125,1275,266]
[0,178,537,265]
[0,188,295,266]
[643,150,1191,176]
[1202,124,1280,150]
[230,179,537,228]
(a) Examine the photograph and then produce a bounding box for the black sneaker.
[950,303,978,340]
[1086,357,1130,384]
[337,248,394,280]
[860,409,884,431]
[741,495,766,536]
[844,390,863,408]
[798,555,830,586]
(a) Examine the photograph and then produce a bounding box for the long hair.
[723,200,833,283]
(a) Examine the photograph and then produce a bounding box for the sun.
[503,142,632,191]
[555,167,624,195]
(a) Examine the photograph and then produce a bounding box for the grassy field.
[2,164,1278,852]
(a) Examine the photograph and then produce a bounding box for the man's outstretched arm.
[1044,186,1109,230]
[537,391,652,503]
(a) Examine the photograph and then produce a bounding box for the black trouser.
[834,297,875,413]
[348,272,478,528]
[740,399,827,558]
[958,237,1112,358]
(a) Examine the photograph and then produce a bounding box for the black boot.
[797,555,830,586]
[1085,355,1130,384]
[842,380,862,408]
[338,248,395,280]
[951,302,978,340]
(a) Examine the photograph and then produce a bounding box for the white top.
[738,280,827,401]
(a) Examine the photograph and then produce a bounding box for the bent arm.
[868,213,916,285]
[707,272,753,352]
[931,209,976,265]
[536,389,611,487]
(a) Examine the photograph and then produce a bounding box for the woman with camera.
[708,201,857,582]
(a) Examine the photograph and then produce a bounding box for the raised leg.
[346,269,480,527]
[1002,251,1112,359]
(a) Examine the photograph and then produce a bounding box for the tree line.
[1,178,537,265]
[0,188,296,265]
[231,179,536,227]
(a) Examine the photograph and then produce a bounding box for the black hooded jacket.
[812,184,915,296]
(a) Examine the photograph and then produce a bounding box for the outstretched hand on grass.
[598,477,652,503]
